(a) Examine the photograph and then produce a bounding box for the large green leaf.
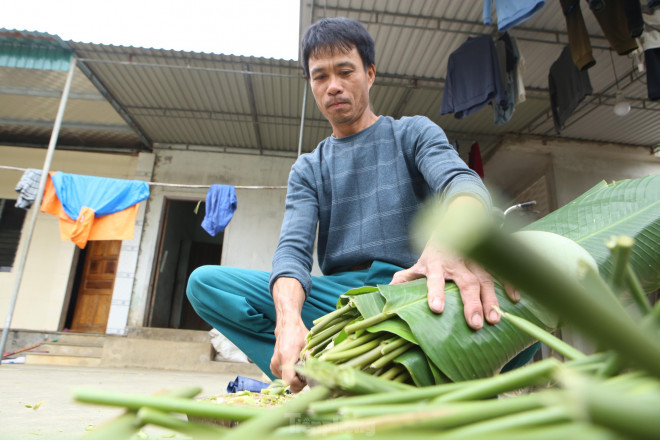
[366,318,418,344]
[393,348,436,387]
[349,290,386,319]
[525,174,660,292]
[377,279,543,381]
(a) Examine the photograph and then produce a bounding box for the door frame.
[145,195,204,327]
[60,247,83,330]
[145,196,173,327]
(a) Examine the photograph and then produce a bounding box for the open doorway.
[148,199,223,330]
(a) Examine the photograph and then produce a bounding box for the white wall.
[128,146,312,328]
[0,146,139,331]
[485,136,660,206]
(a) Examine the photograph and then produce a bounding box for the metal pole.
[297,81,308,158]
[0,56,77,363]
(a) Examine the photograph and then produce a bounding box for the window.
[0,199,27,272]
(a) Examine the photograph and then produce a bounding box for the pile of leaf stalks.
[74,175,660,440]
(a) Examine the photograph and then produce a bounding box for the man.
[187,17,517,392]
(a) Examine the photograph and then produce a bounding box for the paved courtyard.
[1,363,253,439]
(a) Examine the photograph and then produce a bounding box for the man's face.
[308,46,376,136]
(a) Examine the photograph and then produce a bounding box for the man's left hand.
[390,243,518,330]
[389,196,518,330]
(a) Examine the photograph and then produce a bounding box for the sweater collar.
[329,116,384,143]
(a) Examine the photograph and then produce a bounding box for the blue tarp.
[50,172,150,219]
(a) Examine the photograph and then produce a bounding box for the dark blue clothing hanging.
[549,46,593,134]
[441,35,507,119]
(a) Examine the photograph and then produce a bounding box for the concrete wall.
[0,146,139,331]
[128,146,309,328]
[485,136,660,206]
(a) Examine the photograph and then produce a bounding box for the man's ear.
[367,64,376,88]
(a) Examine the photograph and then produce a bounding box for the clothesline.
[0,165,287,190]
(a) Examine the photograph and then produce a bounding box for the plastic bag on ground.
[209,328,249,363]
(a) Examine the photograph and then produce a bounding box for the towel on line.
[202,184,237,237]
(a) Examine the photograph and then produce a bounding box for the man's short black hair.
[301,17,375,78]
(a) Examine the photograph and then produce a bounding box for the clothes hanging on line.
[513,36,527,104]
[0,165,287,191]
[202,184,237,237]
[14,168,42,209]
[441,33,525,124]
[41,173,141,248]
[642,6,660,100]
[641,4,660,50]
[646,48,660,100]
[441,35,507,119]
[561,0,639,71]
[50,172,149,220]
[483,0,546,32]
[622,0,645,38]
[591,0,639,55]
[41,173,148,249]
[549,46,593,134]
[493,33,520,125]
[560,0,596,70]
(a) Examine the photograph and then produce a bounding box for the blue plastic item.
[226,375,270,393]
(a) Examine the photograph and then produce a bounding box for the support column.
[105,152,155,335]
[0,56,76,361]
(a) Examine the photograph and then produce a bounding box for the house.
[1,1,659,367]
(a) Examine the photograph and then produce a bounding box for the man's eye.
[341,70,352,75]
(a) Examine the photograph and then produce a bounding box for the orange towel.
[40,174,140,249]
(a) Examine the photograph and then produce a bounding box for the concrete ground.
[1,363,263,440]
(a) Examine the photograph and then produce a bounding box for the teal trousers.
[186,261,402,379]
[186,261,539,380]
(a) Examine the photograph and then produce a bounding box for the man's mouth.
[327,100,349,109]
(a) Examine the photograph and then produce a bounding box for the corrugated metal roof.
[306,0,660,157]
[0,61,143,150]
[0,0,658,157]
[0,29,72,71]
[69,43,306,152]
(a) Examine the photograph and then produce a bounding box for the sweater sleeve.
[269,160,319,298]
[411,117,492,210]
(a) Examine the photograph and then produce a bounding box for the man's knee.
[186,265,220,304]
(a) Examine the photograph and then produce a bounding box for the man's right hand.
[270,319,309,393]
[270,276,308,393]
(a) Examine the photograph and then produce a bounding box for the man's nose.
[327,75,342,95]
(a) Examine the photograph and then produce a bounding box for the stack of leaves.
[302,174,660,385]
[302,275,556,385]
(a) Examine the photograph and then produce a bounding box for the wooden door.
[70,240,121,332]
